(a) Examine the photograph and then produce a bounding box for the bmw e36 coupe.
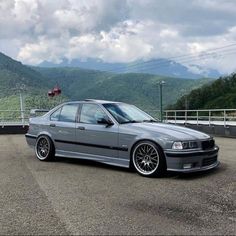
[25,99,219,177]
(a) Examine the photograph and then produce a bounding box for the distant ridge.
[39,57,221,79]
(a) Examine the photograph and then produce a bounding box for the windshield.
[103,103,157,124]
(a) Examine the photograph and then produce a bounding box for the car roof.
[84,99,119,104]
[65,99,122,105]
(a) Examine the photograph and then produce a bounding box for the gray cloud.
[129,0,236,36]
[1,0,236,73]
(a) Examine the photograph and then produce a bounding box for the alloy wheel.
[36,137,50,160]
[133,143,160,175]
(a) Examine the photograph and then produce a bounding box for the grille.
[202,156,217,166]
[202,139,215,150]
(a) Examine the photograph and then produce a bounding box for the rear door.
[75,103,119,158]
[49,103,79,152]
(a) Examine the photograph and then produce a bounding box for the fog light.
[183,163,192,169]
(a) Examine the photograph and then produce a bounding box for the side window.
[59,104,78,123]
[80,104,109,124]
[50,107,61,121]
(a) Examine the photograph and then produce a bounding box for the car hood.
[128,122,211,140]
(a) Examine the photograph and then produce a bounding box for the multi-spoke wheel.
[35,135,55,161]
[132,141,166,177]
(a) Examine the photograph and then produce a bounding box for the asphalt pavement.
[0,135,235,235]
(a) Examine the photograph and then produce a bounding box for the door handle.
[77,126,85,130]
[50,123,56,127]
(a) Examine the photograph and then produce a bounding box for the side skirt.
[55,149,130,168]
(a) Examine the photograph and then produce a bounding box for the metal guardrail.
[0,110,29,127]
[164,109,236,127]
[0,109,48,127]
[1,108,236,127]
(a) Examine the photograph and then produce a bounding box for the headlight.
[172,141,198,150]
[172,142,183,149]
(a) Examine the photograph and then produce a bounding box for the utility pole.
[159,81,165,122]
[15,83,26,125]
[19,92,24,124]
[185,96,188,110]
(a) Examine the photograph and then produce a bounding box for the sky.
[1,0,236,73]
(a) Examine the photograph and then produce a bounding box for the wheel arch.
[36,131,54,144]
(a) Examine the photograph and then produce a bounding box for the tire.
[132,141,166,177]
[35,135,55,161]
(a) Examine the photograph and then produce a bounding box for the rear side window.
[50,104,78,123]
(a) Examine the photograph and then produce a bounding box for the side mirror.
[97,117,114,126]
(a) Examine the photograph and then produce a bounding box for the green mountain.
[0,52,213,118]
[0,52,66,113]
[169,73,236,110]
[0,52,46,97]
[34,67,213,113]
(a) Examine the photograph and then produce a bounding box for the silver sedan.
[25,99,219,177]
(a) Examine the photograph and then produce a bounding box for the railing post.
[175,111,176,124]
[197,110,199,125]
[1,112,4,128]
[224,110,226,127]
[185,110,187,124]
[20,92,25,125]
[159,82,164,122]
[209,110,211,126]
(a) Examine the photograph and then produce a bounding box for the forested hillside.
[35,67,212,111]
[0,52,67,110]
[169,73,236,109]
[0,52,213,113]
[0,52,46,98]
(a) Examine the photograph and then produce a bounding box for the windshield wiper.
[121,119,158,124]
[142,119,158,123]
[120,120,140,124]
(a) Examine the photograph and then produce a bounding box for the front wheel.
[35,135,55,161]
[132,141,166,177]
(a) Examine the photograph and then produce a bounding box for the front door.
[75,103,119,159]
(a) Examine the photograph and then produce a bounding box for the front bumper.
[164,146,219,173]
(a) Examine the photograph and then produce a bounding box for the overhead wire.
[102,42,236,74]
[117,49,236,74]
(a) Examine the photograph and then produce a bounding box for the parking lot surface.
[0,135,235,235]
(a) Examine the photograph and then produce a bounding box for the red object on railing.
[53,86,61,96]
[48,90,55,97]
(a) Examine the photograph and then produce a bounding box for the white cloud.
[1,0,236,74]
[18,35,68,64]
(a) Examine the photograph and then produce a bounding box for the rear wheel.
[132,141,166,177]
[35,135,55,161]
